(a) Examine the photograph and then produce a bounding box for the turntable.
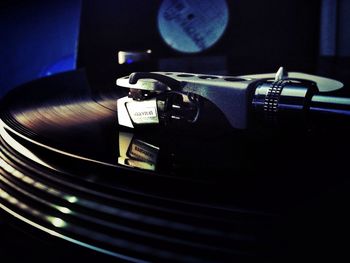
[1,0,350,262]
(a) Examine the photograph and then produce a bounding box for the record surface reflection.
[1,70,349,262]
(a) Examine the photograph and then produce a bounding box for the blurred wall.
[0,1,81,97]
[320,0,350,57]
[318,0,350,87]
[1,0,349,98]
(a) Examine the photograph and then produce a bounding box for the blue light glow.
[40,55,76,77]
[126,58,134,64]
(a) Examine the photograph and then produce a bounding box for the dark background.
[1,0,350,97]
[0,0,81,96]
[79,0,324,88]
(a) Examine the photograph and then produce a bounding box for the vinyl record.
[0,70,285,262]
[1,70,349,262]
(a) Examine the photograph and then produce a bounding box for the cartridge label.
[126,99,159,124]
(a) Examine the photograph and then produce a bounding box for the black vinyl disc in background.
[77,0,320,89]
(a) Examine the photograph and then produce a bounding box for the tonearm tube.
[116,67,349,130]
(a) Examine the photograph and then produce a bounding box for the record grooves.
[3,0,350,260]
[0,70,283,262]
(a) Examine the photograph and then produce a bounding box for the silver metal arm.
[116,68,345,130]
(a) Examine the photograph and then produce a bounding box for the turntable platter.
[1,70,349,262]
